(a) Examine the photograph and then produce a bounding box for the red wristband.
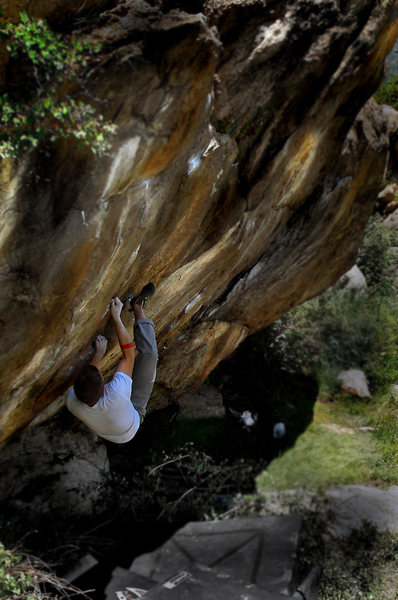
[121,342,134,350]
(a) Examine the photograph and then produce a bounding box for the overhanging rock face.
[0,0,397,445]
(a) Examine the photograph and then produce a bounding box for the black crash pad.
[130,515,302,597]
[144,562,291,600]
[104,566,156,599]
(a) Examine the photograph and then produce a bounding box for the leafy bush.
[271,292,383,388]
[357,216,397,289]
[102,443,256,524]
[268,217,398,393]
[0,542,83,599]
[0,11,117,158]
[374,73,398,110]
[318,521,398,600]
[370,389,398,484]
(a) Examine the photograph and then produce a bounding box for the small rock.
[377,183,398,206]
[390,383,398,395]
[273,422,286,438]
[321,423,355,434]
[358,426,374,433]
[241,410,257,428]
[385,199,398,214]
[338,369,371,398]
[340,265,367,291]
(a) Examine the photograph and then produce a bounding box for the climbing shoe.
[127,282,156,310]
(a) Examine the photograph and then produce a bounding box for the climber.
[66,283,158,443]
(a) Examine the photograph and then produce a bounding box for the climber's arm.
[110,297,135,377]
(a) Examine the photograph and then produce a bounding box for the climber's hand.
[93,334,107,359]
[110,297,123,321]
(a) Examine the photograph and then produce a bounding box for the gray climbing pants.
[132,318,158,423]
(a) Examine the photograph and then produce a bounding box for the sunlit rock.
[340,265,367,291]
[378,183,398,205]
[0,0,397,445]
[338,369,372,399]
[378,183,398,214]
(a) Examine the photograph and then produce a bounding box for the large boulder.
[0,410,109,515]
[0,0,397,446]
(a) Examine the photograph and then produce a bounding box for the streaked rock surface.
[0,0,397,445]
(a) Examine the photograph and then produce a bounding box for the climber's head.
[74,365,104,406]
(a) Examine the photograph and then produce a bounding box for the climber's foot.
[128,282,156,311]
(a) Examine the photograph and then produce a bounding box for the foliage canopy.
[0,11,116,158]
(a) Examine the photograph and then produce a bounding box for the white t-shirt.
[66,371,140,443]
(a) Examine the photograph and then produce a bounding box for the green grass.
[257,388,398,492]
[256,422,376,491]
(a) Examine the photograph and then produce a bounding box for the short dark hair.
[74,365,104,405]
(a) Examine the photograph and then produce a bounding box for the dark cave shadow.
[66,330,319,599]
[92,336,319,597]
[0,331,319,600]
[209,329,319,460]
[106,330,319,476]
